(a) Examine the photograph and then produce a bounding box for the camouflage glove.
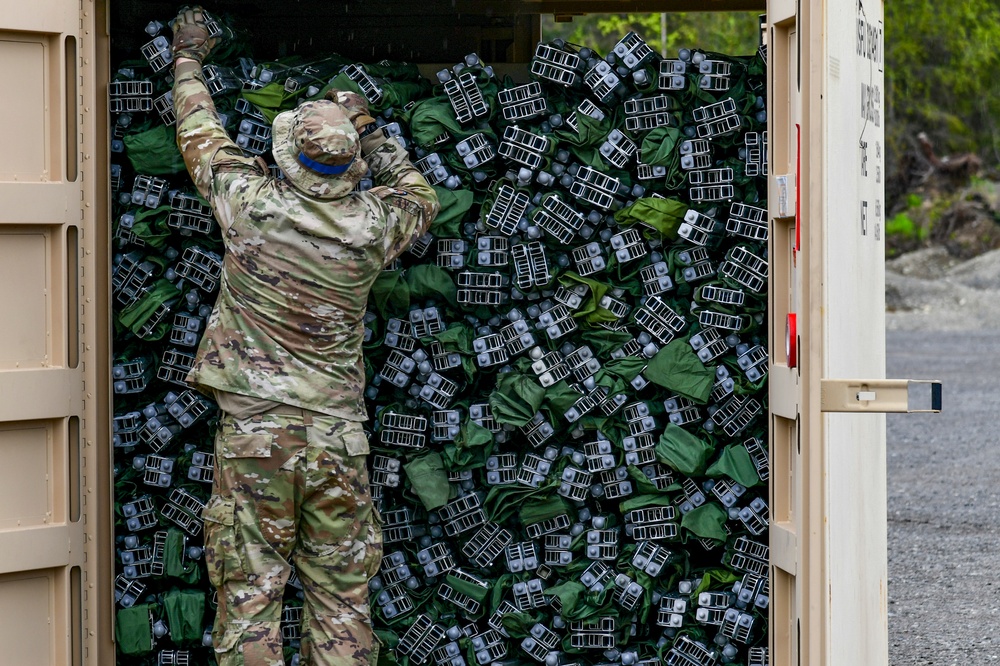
[324,90,376,134]
[170,6,216,63]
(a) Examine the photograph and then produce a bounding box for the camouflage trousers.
[202,408,382,666]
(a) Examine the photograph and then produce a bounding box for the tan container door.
[0,1,109,665]
[769,0,889,664]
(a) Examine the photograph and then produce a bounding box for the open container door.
[0,0,112,665]
[770,0,904,665]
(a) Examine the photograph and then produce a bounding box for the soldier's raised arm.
[327,90,441,263]
[170,7,264,229]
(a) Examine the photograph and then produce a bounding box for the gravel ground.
[887,248,1000,331]
[886,252,1000,664]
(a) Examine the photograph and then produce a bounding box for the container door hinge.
[820,379,942,413]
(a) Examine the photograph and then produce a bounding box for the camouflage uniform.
[172,56,439,666]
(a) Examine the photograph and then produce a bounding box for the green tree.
[885,0,1000,170]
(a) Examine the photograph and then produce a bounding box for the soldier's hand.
[171,5,217,63]
[325,90,376,135]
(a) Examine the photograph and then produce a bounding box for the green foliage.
[886,0,1000,166]
[886,212,917,239]
[906,193,922,208]
[541,12,760,58]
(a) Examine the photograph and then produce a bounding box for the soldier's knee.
[213,620,283,666]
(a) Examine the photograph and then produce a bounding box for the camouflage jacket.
[173,60,439,420]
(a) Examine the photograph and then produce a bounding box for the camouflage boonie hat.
[272,100,368,199]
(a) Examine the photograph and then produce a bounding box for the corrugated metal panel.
[0,0,105,664]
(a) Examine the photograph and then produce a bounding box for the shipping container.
[0,1,937,665]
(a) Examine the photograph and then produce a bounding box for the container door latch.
[820,379,942,413]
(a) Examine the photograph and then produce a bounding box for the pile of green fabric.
[110,15,769,666]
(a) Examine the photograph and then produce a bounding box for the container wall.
[0,0,107,665]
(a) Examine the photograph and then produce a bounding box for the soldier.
[170,7,440,665]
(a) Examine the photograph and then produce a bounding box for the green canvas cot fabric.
[445,572,490,603]
[519,495,570,525]
[429,187,475,237]
[125,124,187,174]
[615,196,688,239]
[557,272,620,325]
[116,604,155,655]
[369,270,411,319]
[488,369,547,427]
[241,81,301,123]
[128,205,173,249]
[455,419,493,450]
[116,279,182,340]
[499,610,539,639]
[602,355,648,383]
[579,328,633,356]
[407,94,498,148]
[707,443,762,487]
[406,264,457,307]
[163,588,207,645]
[439,420,494,469]
[403,452,450,509]
[434,321,474,349]
[694,568,741,597]
[656,423,716,476]
[164,528,201,583]
[485,481,556,524]
[554,110,614,168]
[682,502,729,542]
[645,339,717,403]
[639,126,683,178]
[541,379,584,415]
[618,493,677,513]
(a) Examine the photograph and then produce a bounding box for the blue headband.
[297,152,354,175]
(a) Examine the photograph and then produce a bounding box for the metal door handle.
[820,379,942,413]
